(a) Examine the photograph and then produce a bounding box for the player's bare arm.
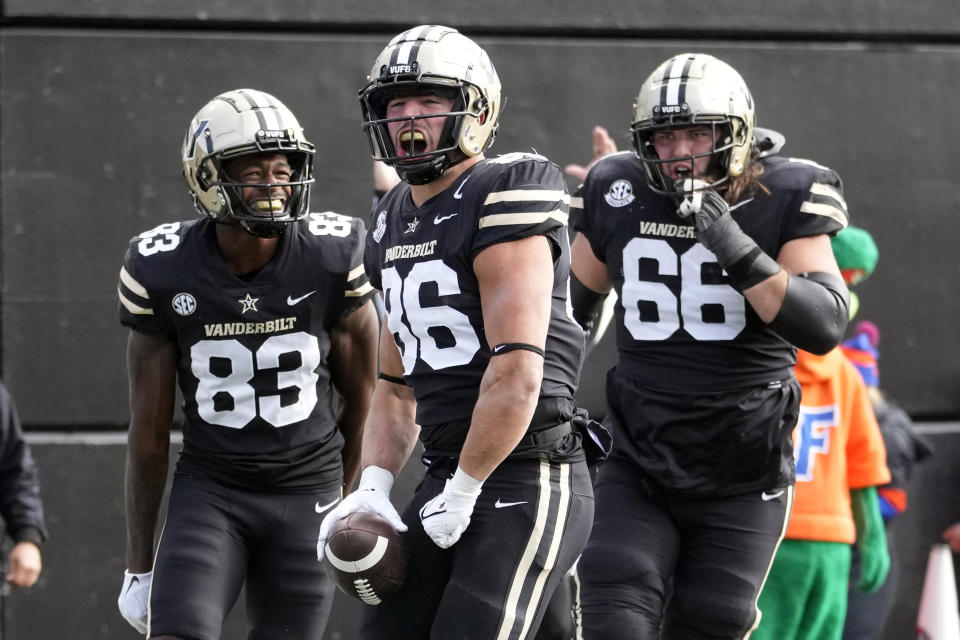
[359,319,420,477]
[570,233,612,295]
[458,234,553,482]
[328,299,379,493]
[124,329,177,572]
[316,320,416,549]
[569,232,614,339]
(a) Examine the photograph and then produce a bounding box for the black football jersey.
[117,214,374,491]
[364,153,585,446]
[572,152,848,392]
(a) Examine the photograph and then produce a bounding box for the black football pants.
[578,459,791,639]
[149,473,340,640]
[361,457,594,640]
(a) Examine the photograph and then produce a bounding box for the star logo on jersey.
[604,179,635,207]
[238,293,259,314]
[403,217,421,235]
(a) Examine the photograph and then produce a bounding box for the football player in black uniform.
[115,89,378,639]
[568,53,851,639]
[316,25,595,639]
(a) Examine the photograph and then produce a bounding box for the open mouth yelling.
[666,163,694,183]
[397,130,428,157]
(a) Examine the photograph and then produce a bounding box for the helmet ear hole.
[197,166,212,190]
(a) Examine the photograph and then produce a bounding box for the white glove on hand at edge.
[420,466,484,549]
[118,569,152,634]
[317,465,407,561]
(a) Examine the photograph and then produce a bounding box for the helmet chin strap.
[240,218,287,238]
[393,147,470,186]
[394,155,449,185]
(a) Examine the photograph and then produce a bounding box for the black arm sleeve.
[570,273,608,345]
[768,271,850,355]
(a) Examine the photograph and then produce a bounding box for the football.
[322,511,409,605]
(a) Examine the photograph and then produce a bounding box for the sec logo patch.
[604,179,635,207]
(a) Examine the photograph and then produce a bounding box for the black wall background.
[1,2,958,638]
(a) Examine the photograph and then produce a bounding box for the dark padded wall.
[3,30,959,421]
[6,0,960,35]
[1,3,958,640]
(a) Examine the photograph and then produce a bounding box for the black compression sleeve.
[570,273,607,341]
[769,271,850,355]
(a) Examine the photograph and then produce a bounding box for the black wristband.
[490,343,545,357]
[725,246,782,289]
[377,371,407,385]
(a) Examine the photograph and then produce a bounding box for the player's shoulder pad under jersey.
[297,212,372,306]
[585,150,638,184]
[298,211,368,270]
[117,218,199,328]
[573,152,643,201]
[760,155,848,232]
[120,219,196,288]
[474,152,569,235]
[482,151,566,189]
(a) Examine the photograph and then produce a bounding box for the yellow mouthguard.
[256,200,284,211]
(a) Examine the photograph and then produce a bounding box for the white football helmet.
[182,89,315,237]
[631,53,755,196]
[359,25,502,185]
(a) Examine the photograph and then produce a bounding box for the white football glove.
[117,570,152,634]
[317,465,407,560]
[420,466,483,549]
[675,178,710,219]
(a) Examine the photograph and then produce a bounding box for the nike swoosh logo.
[493,344,507,353]
[434,212,459,225]
[315,497,340,514]
[761,490,785,501]
[494,499,528,509]
[729,197,755,212]
[420,504,447,520]
[121,574,142,597]
[453,176,470,199]
[287,291,316,306]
